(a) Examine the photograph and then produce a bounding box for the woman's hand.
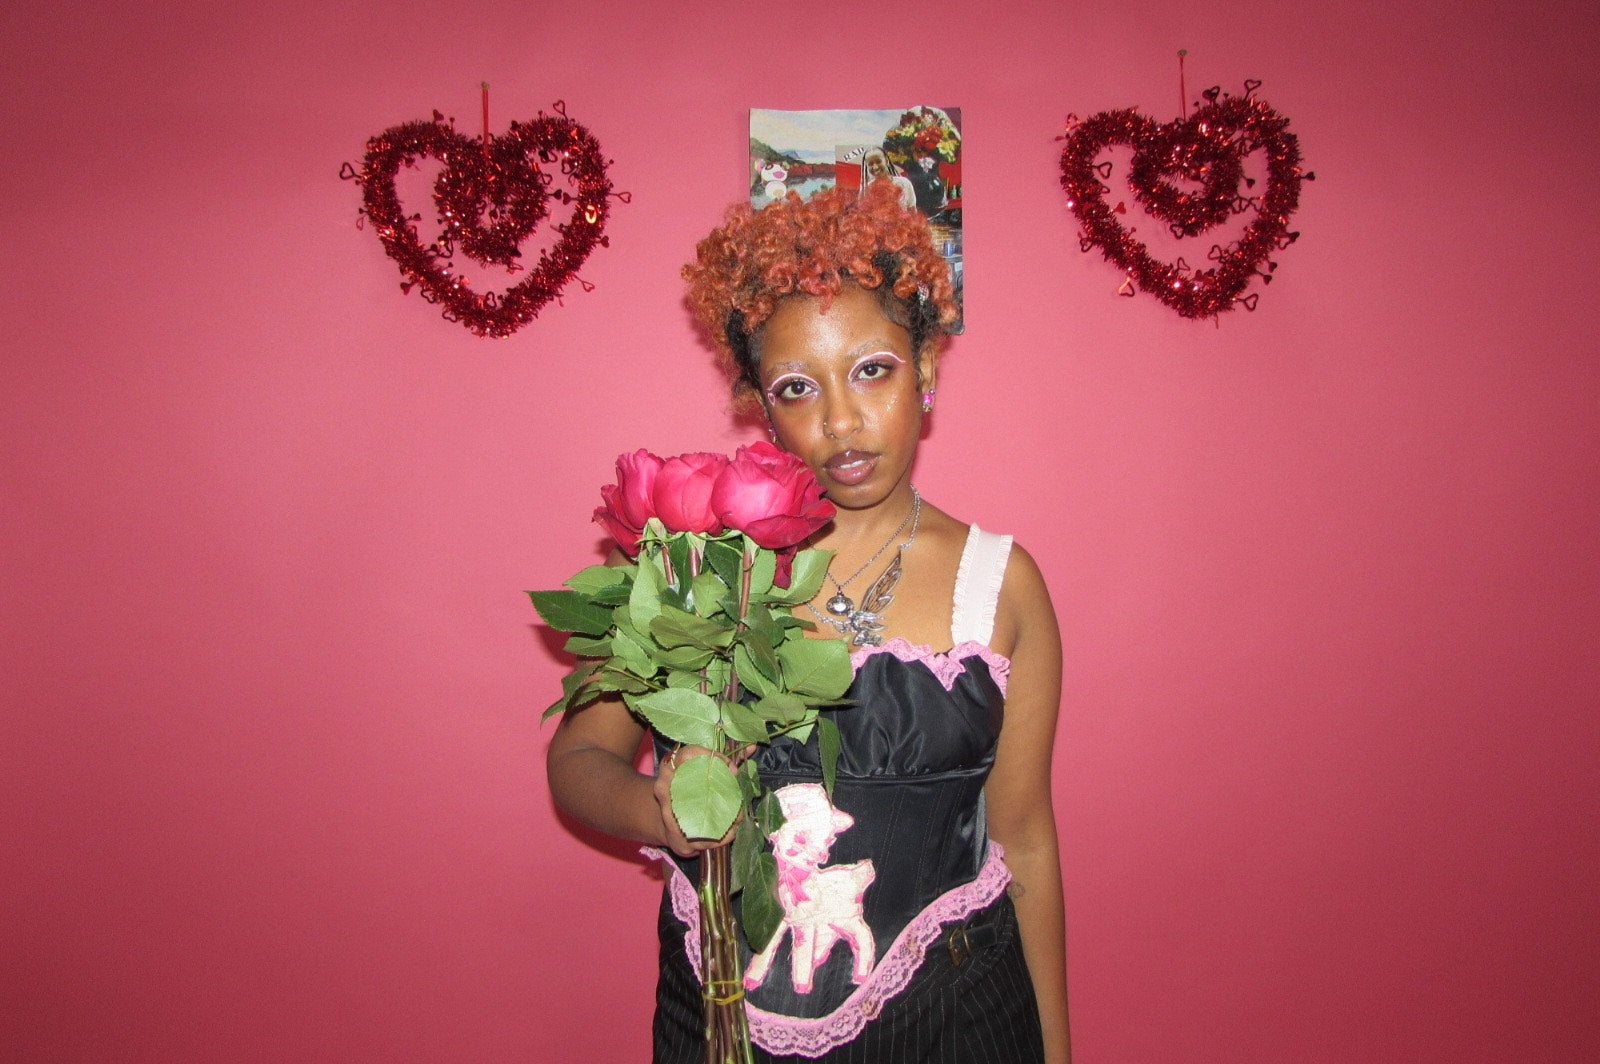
[653,745,740,858]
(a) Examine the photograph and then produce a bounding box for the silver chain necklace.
[809,487,922,646]
[822,485,919,617]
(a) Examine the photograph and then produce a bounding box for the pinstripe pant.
[653,892,1045,1064]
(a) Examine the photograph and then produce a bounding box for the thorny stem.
[697,537,756,1064]
[699,845,753,1064]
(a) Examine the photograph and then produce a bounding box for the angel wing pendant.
[835,549,903,647]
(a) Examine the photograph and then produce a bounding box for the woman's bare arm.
[986,544,1072,1064]
[545,543,736,858]
[547,692,737,857]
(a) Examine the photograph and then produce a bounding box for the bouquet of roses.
[531,443,853,1064]
[883,105,962,166]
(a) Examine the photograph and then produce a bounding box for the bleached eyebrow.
[848,340,905,358]
[851,350,908,368]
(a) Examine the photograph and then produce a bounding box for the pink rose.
[711,441,835,549]
[652,452,729,534]
[592,449,664,554]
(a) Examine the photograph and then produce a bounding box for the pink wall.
[5,0,1597,1061]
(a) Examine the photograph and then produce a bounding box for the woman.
[547,183,1070,1063]
[860,147,917,212]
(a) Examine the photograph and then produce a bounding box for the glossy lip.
[823,449,878,486]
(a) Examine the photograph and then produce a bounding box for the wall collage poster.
[750,107,964,331]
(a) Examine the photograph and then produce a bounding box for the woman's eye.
[855,360,894,382]
[770,378,812,401]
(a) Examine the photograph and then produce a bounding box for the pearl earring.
[920,389,936,413]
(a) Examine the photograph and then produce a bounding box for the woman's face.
[754,283,928,510]
[864,151,890,180]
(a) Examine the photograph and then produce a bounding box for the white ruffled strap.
[950,526,1013,647]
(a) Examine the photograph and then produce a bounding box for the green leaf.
[754,789,784,837]
[732,644,773,698]
[628,557,664,631]
[658,644,716,671]
[611,605,654,651]
[721,700,773,744]
[666,534,694,588]
[665,667,708,690]
[651,605,734,650]
[731,815,758,894]
[689,573,728,619]
[744,603,782,648]
[740,628,780,683]
[609,626,655,678]
[562,633,612,658]
[542,660,601,720]
[669,753,742,840]
[817,715,841,797]
[704,539,742,593]
[785,720,814,746]
[704,659,731,696]
[660,583,690,613]
[529,590,612,637]
[801,695,856,709]
[778,636,853,698]
[741,851,782,952]
[766,548,832,605]
[565,564,629,596]
[628,688,719,748]
[751,692,807,725]
[594,666,651,695]
[591,580,634,606]
[789,548,833,601]
[737,757,762,802]
[746,545,776,599]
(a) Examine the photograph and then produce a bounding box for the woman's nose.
[821,393,863,440]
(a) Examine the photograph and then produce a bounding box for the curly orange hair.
[683,181,958,403]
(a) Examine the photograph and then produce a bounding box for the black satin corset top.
[756,649,1006,780]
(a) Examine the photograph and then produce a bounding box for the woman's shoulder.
[911,502,1039,588]
[912,501,1055,656]
[945,519,1055,661]
[993,539,1057,661]
[918,505,1039,586]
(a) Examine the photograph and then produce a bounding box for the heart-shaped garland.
[1059,87,1308,319]
[343,103,620,337]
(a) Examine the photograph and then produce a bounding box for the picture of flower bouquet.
[882,105,962,167]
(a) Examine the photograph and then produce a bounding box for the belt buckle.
[948,924,972,966]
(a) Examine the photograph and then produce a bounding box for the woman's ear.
[917,353,939,395]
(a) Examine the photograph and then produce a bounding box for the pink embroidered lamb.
[745,783,877,994]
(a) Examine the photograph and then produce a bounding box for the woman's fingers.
[654,745,740,855]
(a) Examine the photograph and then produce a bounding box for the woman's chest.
[757,649,1006,780]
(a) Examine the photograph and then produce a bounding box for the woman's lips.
[824,450,878,486]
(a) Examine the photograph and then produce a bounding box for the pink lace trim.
[851,638,1011,696]
[642,844,1012,1059]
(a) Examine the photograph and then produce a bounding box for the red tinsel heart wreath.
[1059,89,1308,318]
[344,105,618,337]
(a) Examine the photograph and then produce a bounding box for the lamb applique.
[745,783,877,994]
